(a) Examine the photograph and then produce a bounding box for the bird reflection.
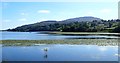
[44,54,48,59]
[43,48,48,60]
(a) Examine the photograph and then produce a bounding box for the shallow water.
[0,44,2,63]
[0,32,118,40]
[2,44,118,61]
[1,32,119,61]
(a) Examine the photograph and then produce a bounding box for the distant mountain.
[60,16,102,24]
[17,16,102,28]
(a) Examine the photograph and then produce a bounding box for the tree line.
[7,19,120,33]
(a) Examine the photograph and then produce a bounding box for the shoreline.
[46,32,120,36]
[1,31,120,36]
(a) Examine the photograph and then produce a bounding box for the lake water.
[2,44,118,61]
[0,32,119,40]
[1,32,119,62]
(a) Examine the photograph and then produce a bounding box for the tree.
[112,23,120,33]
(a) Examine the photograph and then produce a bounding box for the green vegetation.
[1,39,118,46]
[58,20,120,32]
[112,22,120,33]
[7,19,120,33]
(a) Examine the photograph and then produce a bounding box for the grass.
[1,39,118,46]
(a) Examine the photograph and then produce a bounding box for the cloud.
[3,19,11,22]
[18,18,27,21]
[38,10,50,13]
[20,12,28,16]
[114,53,120,57]
[99,47,107,52]
[20,13,26,15]
[100,9,112,14]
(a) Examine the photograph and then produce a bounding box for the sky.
[1,0,119,2]
[0,2,119,30]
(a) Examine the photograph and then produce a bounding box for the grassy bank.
[47,32,120,36]
[1,39,118,46]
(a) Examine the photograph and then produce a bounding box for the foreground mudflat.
[1,39,118,46]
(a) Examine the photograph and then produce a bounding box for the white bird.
[44,48,48,52]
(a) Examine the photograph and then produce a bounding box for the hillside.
[7,16,120,32]
[61,16,102,24]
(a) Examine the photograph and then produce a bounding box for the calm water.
[0,32,119,40]
[0,44,1,63]
[2,44,118,61]
[1,32,119,61]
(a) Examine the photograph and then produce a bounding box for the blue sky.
[1,2,118,30]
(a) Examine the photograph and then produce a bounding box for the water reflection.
[2,44,118,61]
[44,54,48,59]
[1,32,119,40]
[43,48,48,60]
[0,44,2,63]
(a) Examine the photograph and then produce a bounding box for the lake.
[0,32,119,40]
[1,32,119,62]
[2,44,118,61]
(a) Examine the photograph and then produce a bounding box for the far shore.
[1,31,120,36]
[44,31,120,36]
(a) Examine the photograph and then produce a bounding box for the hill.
[61,16,102,24]
[7,16,120,32]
